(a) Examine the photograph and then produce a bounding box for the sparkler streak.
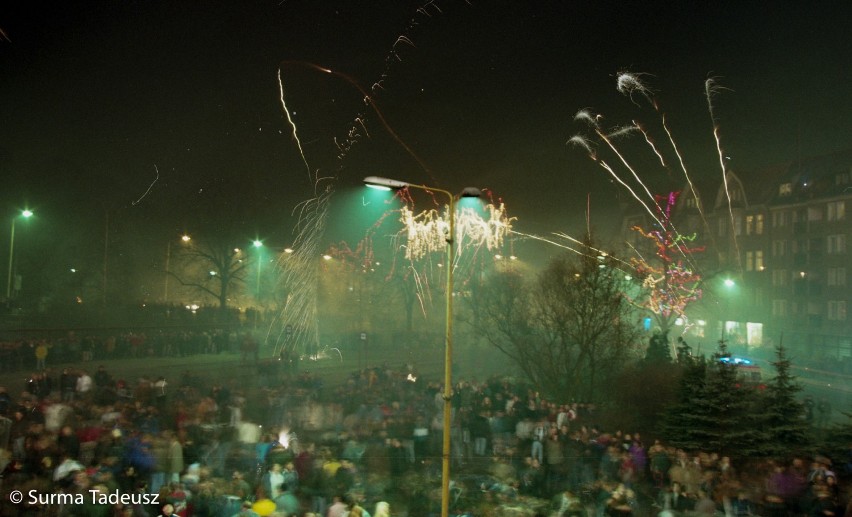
[272,0,470,357]
[131,165,160,206]
[705,77,742,272]
[633,120,666,168]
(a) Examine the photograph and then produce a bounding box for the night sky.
[1,0,850,269]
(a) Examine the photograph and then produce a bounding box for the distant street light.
[253,240,264,297]
[6,209,34,303]
[724,278,735,288]
[164,234,191,303]
[363,175,480,517]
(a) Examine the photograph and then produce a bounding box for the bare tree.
[470,237,641,400]
[167,236,251,319]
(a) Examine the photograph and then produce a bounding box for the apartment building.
[621,149,852,358]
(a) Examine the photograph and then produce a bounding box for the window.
[772,211,787,228]
[772,299,788,316]
[685,197,697,209]
[734,216,742,236]
[730,189,743,202]
[779,183,793,196]
[837,172,850,186]
[772,269,788,286]
[828,268,847,287]
[745,251,764,271]
[808,206,823,221]
[755,214,764,234]
[828,201,846,221]
[772,240,787,257]
[828,301,847,321]
[827,234,847,254]
[746,215,754,235]
[718,218,727,237]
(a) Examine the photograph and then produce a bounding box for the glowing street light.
[164,234,192,303]
[6,209,34,303]
[363,175,480,517]
[724,278,735,288]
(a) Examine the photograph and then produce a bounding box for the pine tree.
[660,341,766,457]
[701,341,765,456]
[757,344,812,457]
[644,330,672,363]
[659,356,713,450]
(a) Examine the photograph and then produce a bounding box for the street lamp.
[253,240,264,297]
[6,209,34,303]
[363,175,480,517]
[164,234,191,303]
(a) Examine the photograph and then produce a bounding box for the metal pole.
[5,218,16,302]
[102,211,109,306]
[441,192,455,517]
[164,241,171,303]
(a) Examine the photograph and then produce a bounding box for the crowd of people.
[1,350,851,517]
[0,330,258,374]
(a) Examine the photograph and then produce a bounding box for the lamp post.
[364,176,480,517]
[164,234,191,303]
[6,209,33,304]
[253,240,263,298]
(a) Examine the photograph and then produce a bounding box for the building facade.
[622,150,852,359]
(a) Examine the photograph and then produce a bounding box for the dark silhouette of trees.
[469,235,640,401]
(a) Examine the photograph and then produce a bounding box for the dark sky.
[1,0,850,265]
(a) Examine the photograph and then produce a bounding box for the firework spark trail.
[575,109,662,215]
[616,71,655,105]
[274,1,491,355]
[633,120,667,168]
[396,202,513,261]
[131,165,160,206]
[269,188,332,358]
[511,230,636,278]
[300,61,432,173]
[552,232,634,269]
[577,112,661,214]
[705,78,742,271]
[604,75,708,272]
[277,68,312,177]
[598,157,666,231]
[567,135,595,157]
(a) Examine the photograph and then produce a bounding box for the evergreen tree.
[659,356,713,450]
[660,341,766,458]
[701,341,765,456]
[644,330,672,363]
[757,344,812,457]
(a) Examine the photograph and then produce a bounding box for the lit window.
[779,183,793,196]
[828,268,847,287]
[755,214,764,234]
[755,250,764,271]
[827,234,847,254]
[827,201,846,221]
